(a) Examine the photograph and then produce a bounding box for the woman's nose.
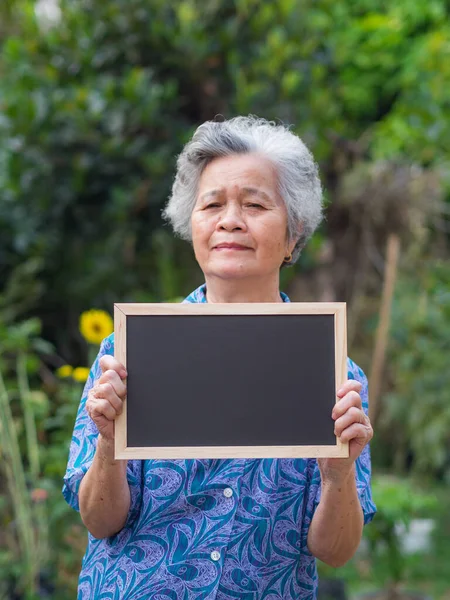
[217,204,246,231]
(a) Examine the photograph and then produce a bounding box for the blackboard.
[114,302,348,459]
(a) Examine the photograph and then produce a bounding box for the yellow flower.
[80,309,113,344]
[56,365,73,378]
[72,367,90,383]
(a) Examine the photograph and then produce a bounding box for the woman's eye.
[247,203,263,209]
[205,203,220,209]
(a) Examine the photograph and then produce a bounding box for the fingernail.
[121,370,128,378]
[337,388,344,396]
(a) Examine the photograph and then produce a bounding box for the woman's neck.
[204,275,283,303]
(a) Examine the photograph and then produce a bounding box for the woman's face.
[191,153,293,280]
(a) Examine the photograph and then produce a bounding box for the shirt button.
[210,550,221,561]
[223,488,233,498]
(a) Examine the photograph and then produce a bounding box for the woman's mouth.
[214,244,251,251]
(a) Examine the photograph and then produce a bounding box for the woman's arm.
[78,354,130,539]
[79,435,130,539]
[307,465,363,567]
[307,378,373,567]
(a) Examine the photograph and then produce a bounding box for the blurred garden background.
[0,0,449,598]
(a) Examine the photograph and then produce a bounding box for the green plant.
[0,316,85,598]
[378,259,450,479]
[0,318,55,598]
[365,475,438,598]
[317,480,450,599]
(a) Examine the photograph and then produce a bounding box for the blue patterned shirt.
[63,284,376,599]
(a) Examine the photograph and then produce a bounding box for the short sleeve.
[305,358,377,526]
[62,335,143,529]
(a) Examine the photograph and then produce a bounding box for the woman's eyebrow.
[199,190,222,202]
[199,187,274,203]
[241,187,274,203]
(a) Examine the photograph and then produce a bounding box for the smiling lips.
[214,243,251,251]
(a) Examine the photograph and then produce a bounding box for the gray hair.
[161,116,324,266]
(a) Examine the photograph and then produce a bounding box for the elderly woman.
[63,116,376,599]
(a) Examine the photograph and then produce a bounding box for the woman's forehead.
[201,152,274,175]
[198,154,280,196]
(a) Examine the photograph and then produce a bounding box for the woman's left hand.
[318,379,373,482]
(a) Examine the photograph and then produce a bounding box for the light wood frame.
[114,302,348,460]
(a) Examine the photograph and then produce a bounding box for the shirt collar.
[182,283,291,303]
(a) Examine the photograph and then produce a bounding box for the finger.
[99,355,127,379]
[337,379,362,399]
[88,397,117,421]
[93,383,123,414]
[334,406,366,436]
[99,369,127,399]
[87,385,121,415]
[332,390,362,420]
[339,422,373,444]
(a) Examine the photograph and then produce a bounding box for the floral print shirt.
[63,283,376,599]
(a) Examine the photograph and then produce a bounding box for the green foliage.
[1,0,449,357]
[318,479,450,598]
[370,476,437,528]
[0,0,202,355]
[0,316,85,598]
[365,476,438,586]
[227,0,450,163]
[378,259,450,478]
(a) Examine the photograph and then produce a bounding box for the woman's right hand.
[86,355,127,441]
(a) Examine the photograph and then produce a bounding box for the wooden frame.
[114,302,348,460]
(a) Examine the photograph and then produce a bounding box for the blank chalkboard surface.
[114,302,348,459]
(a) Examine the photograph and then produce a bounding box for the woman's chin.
[206,257,258,279]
